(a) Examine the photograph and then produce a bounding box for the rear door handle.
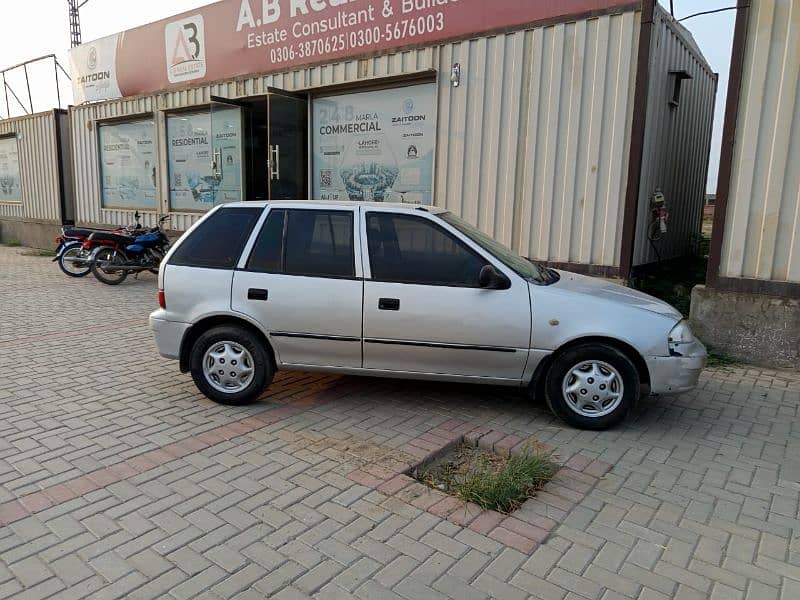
[248,288,269,301]
[378,298,400,311]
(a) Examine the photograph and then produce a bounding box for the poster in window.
[167,107,242,211]
[0,136,22,203]
[98,121,157,208]
[312,84,436,205]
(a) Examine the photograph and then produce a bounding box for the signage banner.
[0,136,21,203]
[69,34,122,104]
[313,84,435,204]
[167,108,243,211]
[69,0,631,102]
[98,120,158,208]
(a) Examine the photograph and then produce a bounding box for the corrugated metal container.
[0,111,63,222]
[71,10,640,266]
[720,0,800,283]
[633,5,717,266]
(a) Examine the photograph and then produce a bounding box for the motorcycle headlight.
[668,320,696,356]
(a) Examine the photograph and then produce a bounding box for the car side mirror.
[479,264,510,290]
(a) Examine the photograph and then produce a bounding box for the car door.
[361,208,531,381]
[232,206,363,369]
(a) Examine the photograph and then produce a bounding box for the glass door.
[266,89,308,200]
[209,97,246,204]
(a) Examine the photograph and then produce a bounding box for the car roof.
[221,200,447,214]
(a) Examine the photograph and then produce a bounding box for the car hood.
[549,270,683,319]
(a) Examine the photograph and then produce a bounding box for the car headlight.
[668,320,695,356]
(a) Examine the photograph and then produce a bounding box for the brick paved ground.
[1,244,800,600]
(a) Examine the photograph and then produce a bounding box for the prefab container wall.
[633,6,717,267]
[0,111,66,223]
[719,0,800,285]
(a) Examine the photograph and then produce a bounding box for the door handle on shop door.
[378,298,400,311]
[248,288,269,301]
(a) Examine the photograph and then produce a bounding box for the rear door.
[232,206,363,369]
[360,208,531,381]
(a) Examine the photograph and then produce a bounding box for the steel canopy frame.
[0,54,71,119]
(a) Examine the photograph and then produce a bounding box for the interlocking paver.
[1,245,800,598]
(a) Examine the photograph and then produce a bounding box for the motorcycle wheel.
[58,243,91,278]
[91,248,128,285]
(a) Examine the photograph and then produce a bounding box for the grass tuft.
[415,442,559,514]
[3,239,22,247]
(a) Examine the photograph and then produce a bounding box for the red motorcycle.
[54,211,146,278]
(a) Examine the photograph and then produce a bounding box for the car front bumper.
[645,340,707,395]
[149,311,191,360]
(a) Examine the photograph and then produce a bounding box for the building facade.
[54,0,714,278]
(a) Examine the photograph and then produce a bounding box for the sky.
[0,0,736,192]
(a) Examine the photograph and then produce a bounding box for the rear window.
[169,207,262,269]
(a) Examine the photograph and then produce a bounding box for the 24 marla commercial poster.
[312,83,436,205]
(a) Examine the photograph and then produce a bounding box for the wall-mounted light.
[450,63,461,88]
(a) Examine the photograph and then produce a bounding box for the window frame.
[96,116,159,211]
[242,206,359,280]
[363,210,494,289]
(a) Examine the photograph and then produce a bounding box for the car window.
[246,209,286,272]
[366,212,486,286]
[169,207,262,269]
[284,209,355,278]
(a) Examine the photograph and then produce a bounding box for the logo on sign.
[165,15,207,84]
[87,47,98,71]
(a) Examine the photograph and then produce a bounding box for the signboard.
[98,121,157,209]
[69,0,631,102]
[0,136,21,203]
[166,108,243,211]
[69,34,122,104]
[313,84,435,204]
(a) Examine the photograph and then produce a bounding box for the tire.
[58,242,91,277]
[544,343,639,430]
[190,325,273,405]
[91,247,128,285]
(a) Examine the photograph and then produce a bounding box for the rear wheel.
[190,325,273,405]
[91,247,128,285]
[544,343,639,430]
[58,243,91,277]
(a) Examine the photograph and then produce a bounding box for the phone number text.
[268,13,445,64]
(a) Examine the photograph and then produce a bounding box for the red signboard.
[70,0,636,102]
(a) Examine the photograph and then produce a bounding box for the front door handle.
[378,298,400,311]
[248,288,269,301]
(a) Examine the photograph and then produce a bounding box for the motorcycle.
[53,212,146,278]
[89,215,171,285]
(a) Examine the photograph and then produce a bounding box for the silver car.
[149,201,706,430]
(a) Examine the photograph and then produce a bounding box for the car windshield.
[439,212,556,283]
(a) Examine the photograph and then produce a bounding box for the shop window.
[98,120,157,209]
[166,108,243,211]
[0,135,21,203]
[311,83,437,205]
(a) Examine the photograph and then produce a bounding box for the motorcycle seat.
[88,232,136,245]
[64,228,104,238]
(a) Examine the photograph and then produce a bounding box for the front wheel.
[90,247,128,285]
[544,344,640,430]
[58,243,91,277]
[190,326,273,405]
